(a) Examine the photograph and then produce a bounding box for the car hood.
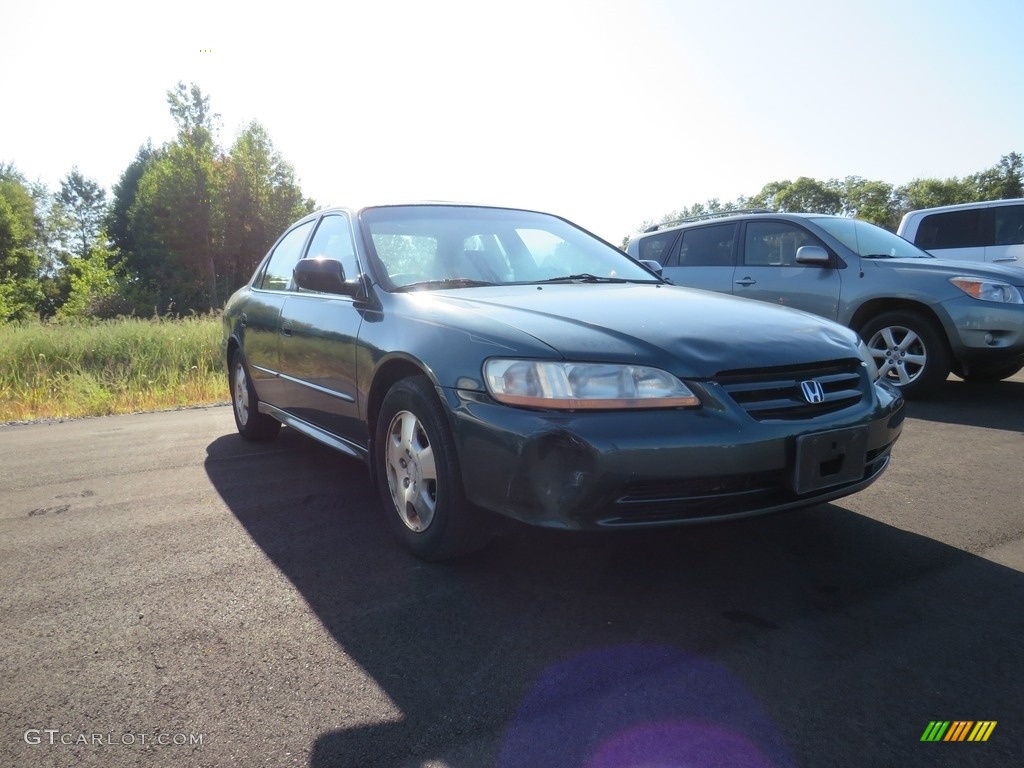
[424,283,860,378]
[868,257,1024,284]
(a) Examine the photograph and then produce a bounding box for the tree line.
[638,152,1023,236]
[3,84,1022,324]
[0,82,314,323]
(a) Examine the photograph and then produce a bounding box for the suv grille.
[716,359,866,420]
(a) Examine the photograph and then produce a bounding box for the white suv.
[898,198,1024,264]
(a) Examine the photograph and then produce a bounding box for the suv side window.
[993,205,1024,246]
[260,219,315,291]
[917,209,986,249]
[679,224,736,266]
[303,214,359,287]
[635,230,678,265]
[743,221,821,266]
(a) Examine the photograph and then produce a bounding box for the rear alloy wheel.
[230,350,281,441]
[375,376,489,560]
[861,310,950,399]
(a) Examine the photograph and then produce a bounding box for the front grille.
[716,359,867,420]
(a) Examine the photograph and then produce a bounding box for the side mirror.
[293,258,358,296]
[795,245,830,266]
[640,259,663,276]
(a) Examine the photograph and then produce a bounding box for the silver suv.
[627,212,1024,398]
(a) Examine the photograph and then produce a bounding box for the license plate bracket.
[793,426,869,495]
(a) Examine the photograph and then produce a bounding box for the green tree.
[129,83,221,313]
[967,152,1023,201]
[0,169,43,322]
[53,168,107,261]
[56,235,130,320]
[108,143,158,261]
[750,177,843,214]
[216,121,315,294]
[896,176,973,212]
[841,177,901,230]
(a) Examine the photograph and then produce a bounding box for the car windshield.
[360,205,658,290]
[810,216,932,259]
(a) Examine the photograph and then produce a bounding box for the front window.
[811,217,932,259]
[743,221,820,266]
[360,205,658,290]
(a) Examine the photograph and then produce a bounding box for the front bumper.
[445,380,904,529]
[941,296,1024,365]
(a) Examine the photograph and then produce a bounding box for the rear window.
[916,209,986,249]
[680,224,736,267]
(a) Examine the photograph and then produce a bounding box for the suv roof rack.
[643,208,775,233]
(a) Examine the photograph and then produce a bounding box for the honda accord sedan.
[223,204,904,560]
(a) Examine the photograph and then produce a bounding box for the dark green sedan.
[223,204,904,560]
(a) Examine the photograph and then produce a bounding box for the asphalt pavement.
[1,375,1022,768]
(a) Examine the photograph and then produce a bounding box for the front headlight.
[857,339,880,381]
[950,277,1023,304]
[483,359,700,410]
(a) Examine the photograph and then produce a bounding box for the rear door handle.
[281,321,293,337]
[735,277,756,286]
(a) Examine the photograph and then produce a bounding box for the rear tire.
[230,350,282,441]
[374,376,490,560]
[860,310,950,399]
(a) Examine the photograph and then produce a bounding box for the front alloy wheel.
[374,376,490,560]
[861,310,950,399]
[384,409,438,533]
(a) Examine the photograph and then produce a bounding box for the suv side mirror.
[293,258,359,296]
[795,245,830,266]
[640,259,663,276]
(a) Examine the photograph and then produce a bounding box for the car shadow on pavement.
[205,429,1024,768]
[905,376,1024,431]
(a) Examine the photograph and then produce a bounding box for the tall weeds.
[0,316,227,421]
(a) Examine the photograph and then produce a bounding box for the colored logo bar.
[921,721,997,742]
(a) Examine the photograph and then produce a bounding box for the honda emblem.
[800,380,825,404]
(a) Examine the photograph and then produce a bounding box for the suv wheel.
[860,311,950,399]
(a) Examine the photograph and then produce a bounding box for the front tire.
[860,310,950,399]
[374,376,489,560]
[229,350,282,441]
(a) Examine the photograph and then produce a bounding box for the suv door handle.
[281,321,293,337]
[735,277,756,286]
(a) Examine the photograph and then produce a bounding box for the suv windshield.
[811,216,932,259]
[361,205,658,290]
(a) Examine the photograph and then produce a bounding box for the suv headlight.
[950,277,1023,304]
[484,359,700,410]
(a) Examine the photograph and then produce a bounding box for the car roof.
[639,210,836,237]
[901,198,1024,219]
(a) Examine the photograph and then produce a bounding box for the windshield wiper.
[535,273,634,284]
[394,278,496,292]
[860,253,897,259]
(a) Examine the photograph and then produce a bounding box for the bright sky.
[2,0,1022,243]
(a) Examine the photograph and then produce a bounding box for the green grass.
[0,316,227,421]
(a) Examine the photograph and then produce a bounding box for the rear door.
[243,218,316,407]
[732,219,842,321]
[987,203,1024,264]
